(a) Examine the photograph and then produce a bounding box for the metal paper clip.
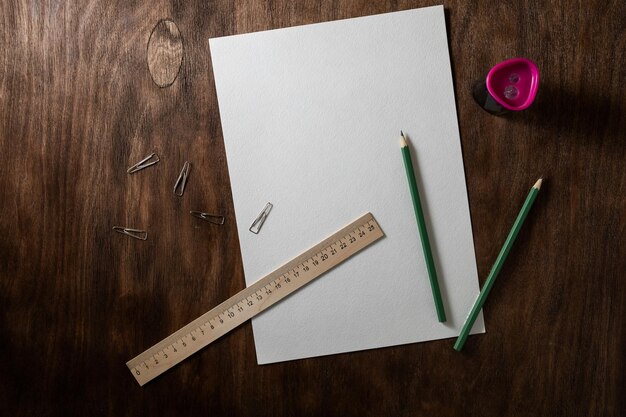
[173,161,191,196]
[249,202,272,234]
[113,226,148,240]
[190,211,225,225]
[127,152,160,174]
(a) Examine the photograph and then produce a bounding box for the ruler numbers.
[128,214,382,385]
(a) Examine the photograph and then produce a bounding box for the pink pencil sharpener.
[472,58,540,115]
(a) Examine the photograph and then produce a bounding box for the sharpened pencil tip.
[399,131,407,147]
[534,178,543,189]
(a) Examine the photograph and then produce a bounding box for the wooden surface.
[0,1,624,416]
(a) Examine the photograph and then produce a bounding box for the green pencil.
[454,178,543,351]
[400,131,446,322]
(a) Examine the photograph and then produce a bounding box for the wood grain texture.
[147,19,183,88]
[0,1,624,416]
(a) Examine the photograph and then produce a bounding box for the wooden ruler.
[127,212,384,385]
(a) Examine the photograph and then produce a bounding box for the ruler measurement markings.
[127,213,383,385]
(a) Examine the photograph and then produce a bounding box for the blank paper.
[209,5,484,364]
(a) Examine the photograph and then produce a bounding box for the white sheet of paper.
[209,5,484,364]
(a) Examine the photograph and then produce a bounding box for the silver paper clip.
[113,226,148,240]
[173,161,191,196]
[127,152,160,174]
[249,202,272,234]
[190,211,225,225]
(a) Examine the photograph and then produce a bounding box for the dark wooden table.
[1,1,624,416]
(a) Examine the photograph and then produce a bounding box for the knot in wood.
[147,19,183,87]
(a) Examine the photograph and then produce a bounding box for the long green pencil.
[454,178,543,351]
[400,131,446,322]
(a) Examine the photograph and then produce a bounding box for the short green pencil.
[454,178,543,351]
[400,131,446,322]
